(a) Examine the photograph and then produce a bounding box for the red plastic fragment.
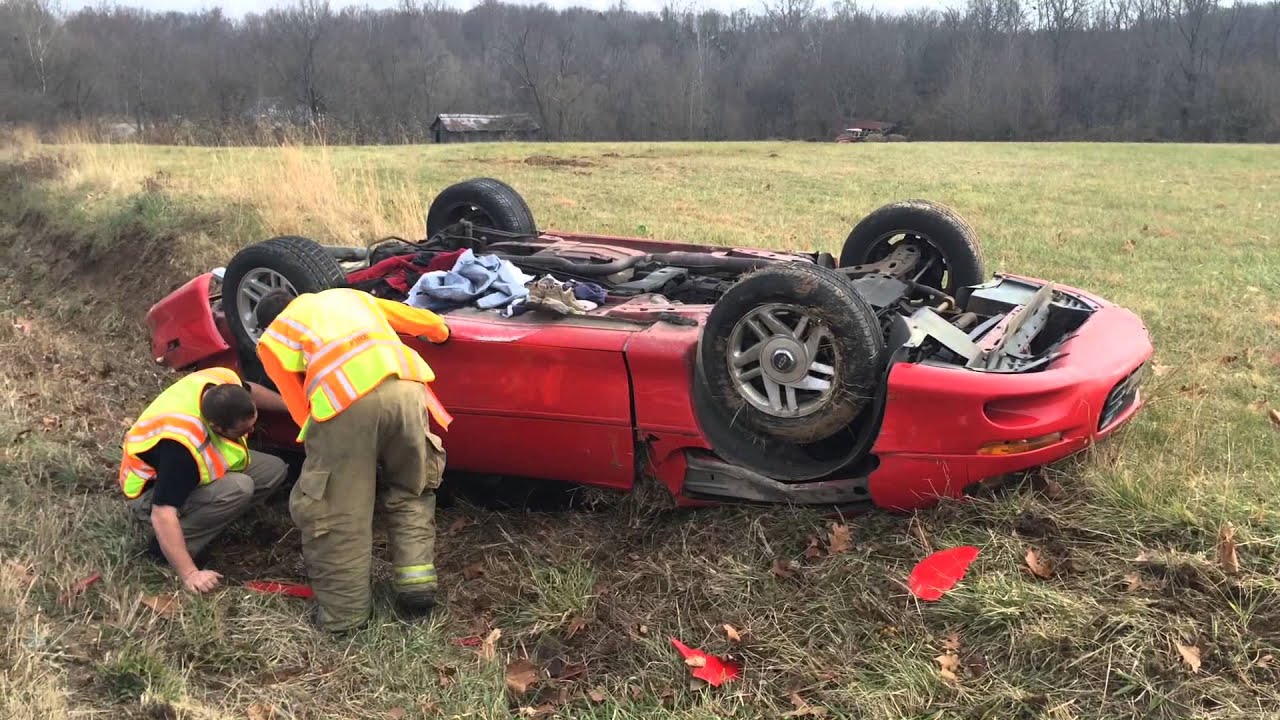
[244,581,314,598]
[670,637,741,686]
[908,546,980,601]
[58,572,102,605]
[453,636,483,647]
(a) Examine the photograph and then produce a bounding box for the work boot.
[393,590,438,622]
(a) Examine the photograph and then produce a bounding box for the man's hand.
[418,326,450,345]
[182,569,223,594]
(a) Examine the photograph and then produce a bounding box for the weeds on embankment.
[1,136,1278,719]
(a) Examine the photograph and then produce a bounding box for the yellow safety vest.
[118,367,251,499]
[257,288,451,441]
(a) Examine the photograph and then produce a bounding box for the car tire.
[839,200,985,296]
[222,235,346,358]
[696,261,884,444]
[426,178,537,238]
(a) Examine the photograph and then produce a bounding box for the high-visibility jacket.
[257,287,452,441]
[118,366,251,499]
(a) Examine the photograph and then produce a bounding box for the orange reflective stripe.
[423,383,453,431]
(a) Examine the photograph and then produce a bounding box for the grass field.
[2,134,1279,720]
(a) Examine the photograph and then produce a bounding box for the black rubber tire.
[426,178,537,237]
[222,235,346,358]
[839,200,985,296]
[695,262,884,444]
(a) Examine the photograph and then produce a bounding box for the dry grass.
[2,137,1279,720]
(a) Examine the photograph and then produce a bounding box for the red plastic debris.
[58,572,102,605]
[453,636,483,647]
[670,637,741,686]
[908,546,980,601]
[244,581,314,599]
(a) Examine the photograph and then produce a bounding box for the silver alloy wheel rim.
[726,303,838,418]
[235,268,296,342]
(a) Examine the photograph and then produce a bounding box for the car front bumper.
[867,296,1154,511]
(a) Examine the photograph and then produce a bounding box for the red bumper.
[867,302,1153,510]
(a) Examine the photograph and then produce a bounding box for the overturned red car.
[145,178,1153,512]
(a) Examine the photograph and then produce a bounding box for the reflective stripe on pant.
[289,378,446,632]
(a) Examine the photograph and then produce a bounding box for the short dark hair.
[201,383,256,429]
[255,290,295,330]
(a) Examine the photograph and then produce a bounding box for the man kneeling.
[119,367,289,593]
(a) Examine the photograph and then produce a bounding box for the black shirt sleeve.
[136,439,201,509]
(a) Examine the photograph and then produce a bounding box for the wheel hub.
[234,268,297,342]
[726,303,839,418]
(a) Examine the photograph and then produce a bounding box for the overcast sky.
[62,0,952,18]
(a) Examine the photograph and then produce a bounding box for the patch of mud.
[524,155,595,168]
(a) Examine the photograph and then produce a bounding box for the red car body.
[146,229,1153,512]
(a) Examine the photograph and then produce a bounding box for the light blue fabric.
[404,249,532,311]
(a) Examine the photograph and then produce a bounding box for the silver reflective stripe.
[263,327,304,351]
[304,338,379,396]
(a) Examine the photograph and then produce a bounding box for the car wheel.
[696,262,885,444]
[426,178,537,238]
[839,200,985,296]
[222,235,346,358]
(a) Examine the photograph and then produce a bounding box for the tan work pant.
[290,378,446,633]
[129,451,289,556]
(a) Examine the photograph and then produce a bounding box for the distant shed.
[430,114,542,143]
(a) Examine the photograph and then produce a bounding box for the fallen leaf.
[1255,654,1275,669]
[827,523,852,554]
[1217,523,1240,574]
[670,637,741,686]
[140,594,180,617]
[1123,237,1136,253]
[1042,479,1064,500]
[1269,409,1280,428]
[463,562,486,580]
[1176,642,1202,673]
[907,546,980,601]
[1123,572,1149,592]
[446,516,469,533]
[802,535,824,560]
[435,665,456,687]
[517,704,555,719]
[588,687,606,703]
[5,561,34,585]
[783,693,828,717]
[384,709,407,720]
[936,652,961,682]
[1152,363,1173,377]
[418,701,441,717]
[247,703,279,720]
[58,572,101,606]
[505,659,540,696]
[479,628,502,661]
[964,651,989,676]
[627,553,641,561]
[40,415,60,429]
[723,623,741,643]
[1134,550,1155,562]
[628,684,642,700]
[13,318,32,334]
[564,616,588,640]
[942,632,961,652]
[770,559,798,579]
[1025,548,1054,579]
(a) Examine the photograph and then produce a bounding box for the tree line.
[3,0,1278,143]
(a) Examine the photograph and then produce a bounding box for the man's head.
[201,383,258,440]
[255,290,295,335]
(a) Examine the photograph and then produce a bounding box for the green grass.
[1,139,1279,720]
